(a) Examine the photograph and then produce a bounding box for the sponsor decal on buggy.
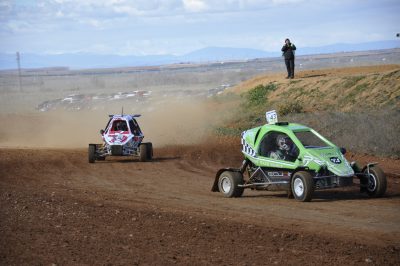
[330,157,341,164]
[267,171,284,177]
[266,171,291,177]
[327,153,354,176]
[107,134,129,144]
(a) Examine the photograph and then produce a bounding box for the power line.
[16,52,22,92]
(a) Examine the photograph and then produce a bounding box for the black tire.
[146,142,153,161]
[88,144,96,163]
[140,143,152,162]
[364,166,387,197]
[217,171,244,198]
[291,171,314,202]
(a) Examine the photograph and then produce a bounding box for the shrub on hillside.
[244,83,277,107]
[278,101,304,116]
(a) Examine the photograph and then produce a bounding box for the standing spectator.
[281,38,296,79]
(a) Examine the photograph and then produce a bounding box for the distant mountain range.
[0,40,399,70]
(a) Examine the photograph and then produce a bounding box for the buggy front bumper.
[313,175,353,189]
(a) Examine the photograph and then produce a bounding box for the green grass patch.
[342,75,366,88]
[243,83,277,107]
[342,82,371,105]
[317,79,329,85]
[353,82,369,93]
[289,79,301,84]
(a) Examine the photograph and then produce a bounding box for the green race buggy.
[211,111,387,202]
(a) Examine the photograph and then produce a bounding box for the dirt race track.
[1,143,400,265]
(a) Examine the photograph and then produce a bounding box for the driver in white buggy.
[115,121,128,131]
[269,134,298,162]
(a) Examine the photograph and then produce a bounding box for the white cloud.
[183,0,208,12]
[83,18,102,28]
[271,0,304,4]
[1,0,309,27]
[0,0,12,10]
[4,20,31,33]
[112,5,144,16]
[55,10,64,17]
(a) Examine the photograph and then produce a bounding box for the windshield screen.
[294,131,330,149]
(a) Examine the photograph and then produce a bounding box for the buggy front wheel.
[364,166,387,197]
[139,142,153,162]
[291,171,314,202]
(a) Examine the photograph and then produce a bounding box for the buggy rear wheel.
[217,171,244,198]
[88,144,96,163]
[291,171,314,202]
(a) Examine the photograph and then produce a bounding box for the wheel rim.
[220,176,232,194]
[367,173,377,192]
[293,178,304,197]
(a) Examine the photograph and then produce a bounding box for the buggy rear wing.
[108,114,141,118]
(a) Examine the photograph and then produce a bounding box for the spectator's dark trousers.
[285,58,295,78]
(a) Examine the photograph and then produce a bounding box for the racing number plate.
[266,110,278,124]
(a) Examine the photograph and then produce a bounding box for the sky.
[0,0,399,55]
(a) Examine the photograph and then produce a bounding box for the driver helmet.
[116,121,124,131]
[277,135,292,151]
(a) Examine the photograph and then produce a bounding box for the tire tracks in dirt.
[1,146,400,264]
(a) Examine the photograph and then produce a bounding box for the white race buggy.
[88,114,153,163]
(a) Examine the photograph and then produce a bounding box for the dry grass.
[230,64,400,94]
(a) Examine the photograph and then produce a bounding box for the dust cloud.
[0,98,214,148]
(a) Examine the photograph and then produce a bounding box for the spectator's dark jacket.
[281,43,296,59]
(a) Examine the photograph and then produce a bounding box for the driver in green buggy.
[268,134,298,162]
